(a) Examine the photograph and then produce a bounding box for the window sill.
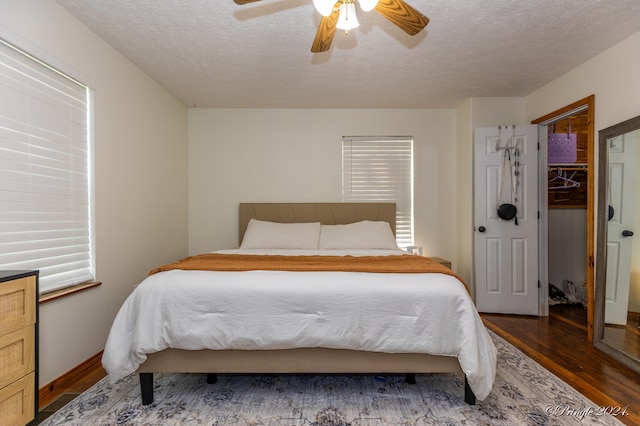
[39,281,102,304]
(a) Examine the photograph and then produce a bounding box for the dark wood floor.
[483,305,640,426]
[39,306,640,425]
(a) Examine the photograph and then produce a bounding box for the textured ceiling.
[55,0,640,108]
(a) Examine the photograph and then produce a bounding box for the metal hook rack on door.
[495,125,522,151]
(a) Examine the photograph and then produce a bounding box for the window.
[0,39,94,294]
[342,136,414,248]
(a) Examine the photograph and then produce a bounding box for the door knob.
[622,230,634,237]
[478,226,486,233]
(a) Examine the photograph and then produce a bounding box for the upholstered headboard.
[239,203,396,245]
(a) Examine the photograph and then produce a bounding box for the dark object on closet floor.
[548,283,579,306]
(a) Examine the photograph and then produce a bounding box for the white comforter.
[102,249,497,400]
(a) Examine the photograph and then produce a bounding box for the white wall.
[188,108,459,263]
[455,100,473,285]
[0,1,189,386]
[548,209,588,288]
[526,31,640,130]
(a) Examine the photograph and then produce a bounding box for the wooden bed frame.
[137,203,476,405]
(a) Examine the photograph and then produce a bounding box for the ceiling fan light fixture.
[313,0,336,17]
[357,0,379,12]
[336,2,359,31]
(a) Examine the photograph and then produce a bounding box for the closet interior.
[547,111,589,310]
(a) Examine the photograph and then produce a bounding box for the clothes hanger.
[549,167,580,190]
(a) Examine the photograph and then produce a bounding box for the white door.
[605,130,637,325]
[474,125,539,315]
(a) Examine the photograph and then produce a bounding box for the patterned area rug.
[40,333,623,425]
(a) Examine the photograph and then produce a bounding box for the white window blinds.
[342,136,414,247]
[0,39,94,294]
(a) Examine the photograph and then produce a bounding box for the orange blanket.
[149,254,470,293]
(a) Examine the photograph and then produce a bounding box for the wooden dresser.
[0,271,38,426]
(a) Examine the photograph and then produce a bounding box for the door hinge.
[538,280,541,289]
[538,211,540,219]
[537,142,540,150]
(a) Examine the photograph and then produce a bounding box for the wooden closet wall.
[547,110,590,208]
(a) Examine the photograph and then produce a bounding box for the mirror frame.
[594,114,640,373]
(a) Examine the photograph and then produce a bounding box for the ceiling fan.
[233,0,429,53]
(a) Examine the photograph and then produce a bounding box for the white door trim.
[538,125,549,316]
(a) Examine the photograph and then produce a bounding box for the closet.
[547,110,590,309]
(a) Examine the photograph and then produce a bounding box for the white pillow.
[318,220,398,250]
[240,219,321,249]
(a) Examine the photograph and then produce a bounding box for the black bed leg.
[405,373,416,384]
[464,377,476,405]
[140,373,154,405]
[206,373,218,384]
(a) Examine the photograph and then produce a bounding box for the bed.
[101,202,496,406]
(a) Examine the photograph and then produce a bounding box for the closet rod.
[548,162,587,168]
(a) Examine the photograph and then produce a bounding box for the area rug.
[40,332,623,425]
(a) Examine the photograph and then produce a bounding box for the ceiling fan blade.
[311,4,340,53]
[375,0,429,36]
[233,0,261,4]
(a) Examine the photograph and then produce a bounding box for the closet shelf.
[548,163,588,171]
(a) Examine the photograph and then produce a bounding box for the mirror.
[594,115,640,372]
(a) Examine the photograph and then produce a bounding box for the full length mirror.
[595,115,640,372]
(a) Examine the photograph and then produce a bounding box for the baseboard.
[39,351,106,410]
